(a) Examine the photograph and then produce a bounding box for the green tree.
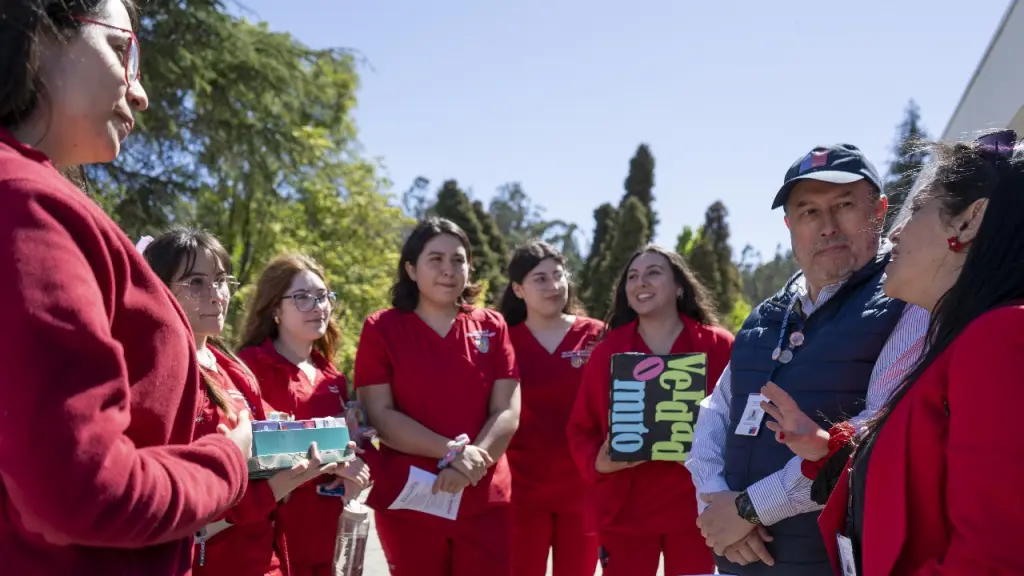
[687,202,742,322]
[473,199,509,299]
[884,99,930,218]
[675,225,698,258]
[433,180,499,301]
[86,0,405,371]
[623,143,657,242]
[402,176,433,221]
[487,182,583,274]
[590,197,649,321]
[580,203,618,311]
[738,244,800,305]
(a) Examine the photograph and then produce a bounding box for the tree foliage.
[580,203,618,312]
[884,99,930,219]
[738,244,800,305]
[623,143,657,242]
[588,197,649,321]
[87,0,405,371]
[686,202,742,321]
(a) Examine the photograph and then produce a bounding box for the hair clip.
[975,129,1017,156]
[135,235,154,254]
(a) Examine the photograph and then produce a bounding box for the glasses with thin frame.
[282,291,337,313]
[73,17,141,85]
[171,276,240,300]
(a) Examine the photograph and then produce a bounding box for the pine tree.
[581,203,618,311]
[433,180,498,288]
[472,199,509,301]
[687,201,742,319]
[885,99,930,218]
[590,197,649,320]
[623,144,657,242]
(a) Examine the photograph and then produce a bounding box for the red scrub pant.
[511,504,597,576]
[598,529,714,576]
[375,506,511,576]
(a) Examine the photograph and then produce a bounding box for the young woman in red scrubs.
[238,254,371,576]
[145,229,339,576]
[567,245,734,576]
[498,241,603,576]
[354,217,521,576]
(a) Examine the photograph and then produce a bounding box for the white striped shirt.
[684,277,930,526]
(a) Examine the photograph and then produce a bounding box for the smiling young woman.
[498,240,603,576]
[238,254,370,576]
[566,245,734,576]
[354,217,521,576]
[0,1,250,574]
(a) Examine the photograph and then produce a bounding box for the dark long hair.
[857,135,1024,455]
[239,253,342,362]
[605,244,719,329]
[0,0,137,189]
[498,240,585,326]
[391,217,481,312]
[143,226,252,417]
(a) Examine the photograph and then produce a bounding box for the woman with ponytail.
[498,240,603,576]
[145,228,338,575]
[0,1,249,573]
[764,131,1024,575]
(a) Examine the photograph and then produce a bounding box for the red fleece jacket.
[0,129,248,575]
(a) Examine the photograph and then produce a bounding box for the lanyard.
[769,296,806,378]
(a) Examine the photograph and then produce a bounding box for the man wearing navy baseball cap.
[687,144,929,575]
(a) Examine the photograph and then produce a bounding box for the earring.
[274,315,280,324]
[947,236,965,252]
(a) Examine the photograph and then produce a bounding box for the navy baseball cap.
[772,143,883,210]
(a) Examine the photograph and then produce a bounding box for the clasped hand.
[432,445,492,494]
[696,491,756,555]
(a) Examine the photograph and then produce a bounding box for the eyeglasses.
[282,291,337,313]
[73,17,141,85]
[171,276,240,300]
[976,129,1017,156]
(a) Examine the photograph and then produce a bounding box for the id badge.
[836,534,858,576]
[734,393,767,436]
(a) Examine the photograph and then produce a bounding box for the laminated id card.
[734,393,767,436]
[836,534,857,576]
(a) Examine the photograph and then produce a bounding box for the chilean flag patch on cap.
[799,150,829,173]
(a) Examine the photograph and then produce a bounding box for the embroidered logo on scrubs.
[467,330,495,353]
[560,349,592,369]
[226,389,255,414]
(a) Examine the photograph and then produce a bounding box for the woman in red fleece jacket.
[145,229,341,576]
[238,254,371,576]
[497,241,604,576]
[567,245,733,576]
[763,132,1024,576]
[0,1,251,574]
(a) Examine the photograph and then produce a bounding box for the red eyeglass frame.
[72,16,141,85]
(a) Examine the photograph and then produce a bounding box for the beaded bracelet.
[437,434,470,470]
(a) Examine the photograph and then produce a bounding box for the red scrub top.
[506,316,604,512]
[193,348,283,576]
[353,307,519,519]
[237,339,350,572]
[567,314,733,535]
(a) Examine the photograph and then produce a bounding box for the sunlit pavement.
[358,504,667,575]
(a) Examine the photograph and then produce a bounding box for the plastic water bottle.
[332,500,370,576]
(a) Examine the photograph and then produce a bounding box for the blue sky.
[237,0,1008,261]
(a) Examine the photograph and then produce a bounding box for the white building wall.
[943,0,1024,140]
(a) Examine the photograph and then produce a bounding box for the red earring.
[947,236,964,252]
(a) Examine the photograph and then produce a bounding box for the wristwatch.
[735,491,761,525]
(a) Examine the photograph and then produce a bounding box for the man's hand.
[696,491,757,554]
[760,382,830,462]
[723,526,775,567]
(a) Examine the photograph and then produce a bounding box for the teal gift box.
[247,417,354,479]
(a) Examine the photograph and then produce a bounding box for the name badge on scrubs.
[836,534,858,576]
[734,393,767,436]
